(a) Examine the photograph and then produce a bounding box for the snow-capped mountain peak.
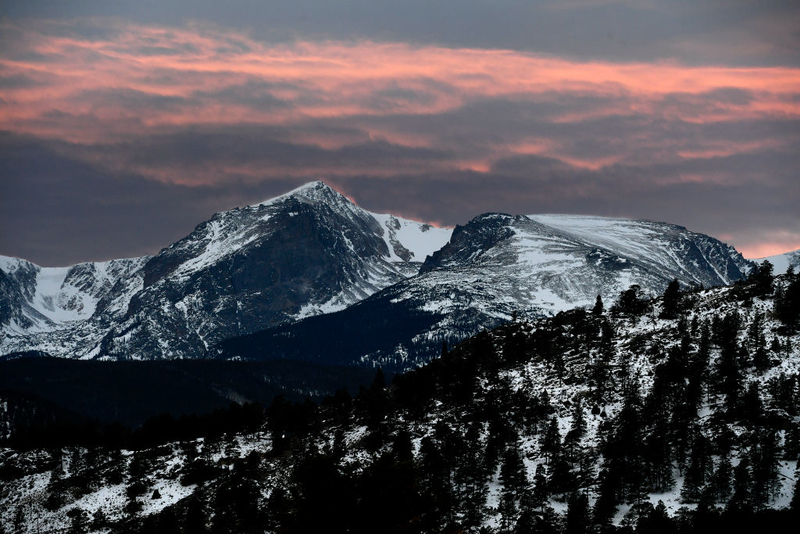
[255,180,450,264]
[1,181,451,360]
[0,183,754,365]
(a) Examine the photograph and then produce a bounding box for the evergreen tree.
[592,468,618,526]
[564,399,586,467]
[681,435,711,503]
[776,274,800,333]
[565,492,590,534]
[749,260,775,296]
[541,417,561,465]
[500,442,528,499]
[531,464,549,512]
[636,500,676,534]
[660,279,681,319]
[13,506,25,534]
[612,285,650,318]
[184,497,209,534]
[66,507,89,534]
[728,457,752,513]
[712,453,733,503]
[592,295,604,316]
[750,427,780,509]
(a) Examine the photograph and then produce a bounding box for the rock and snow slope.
[0,181,755,363]
[0,182,450,359]
[217,212,752,371]
[759,248,800,275]
[0,256,147,334]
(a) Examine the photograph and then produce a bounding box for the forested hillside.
[1,265,799,533]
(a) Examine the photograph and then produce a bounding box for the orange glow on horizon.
[740,242,800,260]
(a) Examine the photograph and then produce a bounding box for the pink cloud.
[1,18,799,260]
[3,19,799,149]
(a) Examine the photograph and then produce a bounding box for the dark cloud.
[2,117,798,266]
[69,128,454,178]
[0,133,310,265]
[1,4,798,263]
[0,73,45,89]
[192,81,291,111]
[74,88,192,113]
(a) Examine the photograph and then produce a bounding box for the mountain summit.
[1,181,754,363]
[0,181,450,359]
[218,211,752,371]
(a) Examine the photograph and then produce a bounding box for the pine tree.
[592,295,604,316]
[776,273,800,333]
[13,506,25,534]
[750,427,780,509]
[500,442,528,498]
[531,464,549,512]
[612,284,650,318]
[728,457,752,513]
[750,260,775,296]
[681,435,711,503]
[541,417,561,465]
[66,507,89,534]
[564,399,586,467]
[565,492,590,534]
[592,468,618,526]
[712,453,732,503]
[660,279,681,319]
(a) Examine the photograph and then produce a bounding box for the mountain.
[218,212,752,371]
[759,248,800,275]
[0,181,450,359]
[0,256,147,332]
[2,272,798,533]
[0,182,753,364]
[0,256,149,359]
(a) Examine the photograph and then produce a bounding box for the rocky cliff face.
[0,182,450,359]
[1,182,755,364]
[217,212,752,371]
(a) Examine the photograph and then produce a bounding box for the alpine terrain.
[0,181,450,360]
[216,209,752,371]
[1,266,799,533]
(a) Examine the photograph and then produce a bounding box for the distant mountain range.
[1,180,795,369]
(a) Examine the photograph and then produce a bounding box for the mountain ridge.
[216,209,754,372]
[0,181,450,359]
[0,180,763,364]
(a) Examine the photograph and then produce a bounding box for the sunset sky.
[1,1,799,266]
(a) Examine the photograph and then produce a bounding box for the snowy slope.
[527,214,749,287]
[0,182,452,360]
[3,276,798,533]
[217,212,753,371]
[757,248,800,275]
[0,256,147,342]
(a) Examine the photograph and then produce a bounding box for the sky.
[1,1,799,266]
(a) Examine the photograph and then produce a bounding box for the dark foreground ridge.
[1,265,798,533]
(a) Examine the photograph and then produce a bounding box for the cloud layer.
[1,18,799,265]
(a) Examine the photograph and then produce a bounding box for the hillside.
[1,268,798,533]
[217,211,751,372]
